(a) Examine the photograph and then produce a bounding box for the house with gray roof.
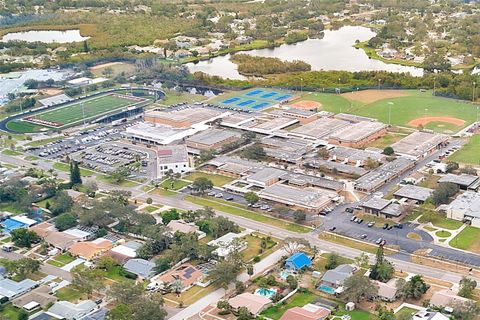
[123,258,156,279]
[0,278,37,299]
[438,174,480,190]
[47,300,96,320]
[320,264,354,291]
[394,185,434,203]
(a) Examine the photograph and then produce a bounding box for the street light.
[378,79,382,90]
[473,81,477,103]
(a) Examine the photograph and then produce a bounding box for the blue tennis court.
[217,88,295,111]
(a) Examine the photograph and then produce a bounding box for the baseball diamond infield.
[408,116,466,127]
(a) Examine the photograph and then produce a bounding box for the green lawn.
[0,304,28,320]
[183,171,235,187]
[105,266,134,282]
[47,259,64,267]
[144,205,160,213]
[96,175,139,187]
[241,233,278,262]
[366,132,406,149]
[52,162,95,176]
[55,286,86,302]
[91,62,136,78]
[159,90,207,105]
[435,230,452,238]
[24,155,39,161]
[6,120,44,133]
[25,136,63,147]
[418,214,463,230]
[261,290,319,320]
[395,306,418,319]
[448,135,480,165]
[56,253,75,264]
[1,149,22,156]
[160,178,190,190]
[185,195,312,233]
[450,226,480,253]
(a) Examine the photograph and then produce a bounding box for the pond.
[187,26,424,80]
[1,29,89,43]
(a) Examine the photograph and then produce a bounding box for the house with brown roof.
[31,222,80,251]
[154,263,203,292]
[69,238,113,260]
[166,220,206,239]
[228,292,272,316]
[12,285,57,309]
[430,289,473,309]
[280,304,331,320]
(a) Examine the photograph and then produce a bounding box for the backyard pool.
[255,288,277,298]
[318,284,336,294]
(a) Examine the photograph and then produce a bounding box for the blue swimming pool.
[318,284,336,294]
[255,288,277,298]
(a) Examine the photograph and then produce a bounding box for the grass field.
[292,90,478,133]
[184,195,312,233]
[448,135,480,165]
[159,89,207,106]
[183,171,235,187]
[24,94,143,128]
[450,226,480,253]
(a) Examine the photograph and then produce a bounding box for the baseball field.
[292,89,478,134]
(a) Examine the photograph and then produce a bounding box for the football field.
[23,93,146,128]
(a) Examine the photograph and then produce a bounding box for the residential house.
[320,264,354,292]
[0,278,38,300]
[12,285,58,310]
[285,252,312,271]
[280,304,331,320]
[228,292,272,316]
[166,220,206,239]
[208,232,247,257]
[69,238,113,261]
[413,310,449,320]
[108,241,143,264]
[375,279,399,302]
[429,289,473,309]
[123,259,156,279]
[46,300,97,320]
[154,263,203,292]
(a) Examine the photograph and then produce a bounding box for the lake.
[1,29,89,44]
[187,26,424,80]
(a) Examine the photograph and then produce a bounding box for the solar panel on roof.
[183,267,195,279]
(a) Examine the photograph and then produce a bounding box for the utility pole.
[473,81,476,103]
[433,75,436,96]
[378,78,381,90]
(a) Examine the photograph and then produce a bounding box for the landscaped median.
[184,195,312,233]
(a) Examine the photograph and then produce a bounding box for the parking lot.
[72,141,157,180]
[26,126,125,160]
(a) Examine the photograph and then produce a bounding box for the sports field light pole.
[300,78,303,93]
[388,101,394,126]
[433,75,436,96]
[473,81,476,103]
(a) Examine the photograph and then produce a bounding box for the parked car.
[224,195,234,201]
[356,219,363,224]
[215,193,223,198]
[383,223,389,229]
[394,224,403,229]
[367,222,374,228]
[361,234,367,239]
[345,207,354,213]
[350,216,357,222]
[387,225,394,230]
[329,226,336,231]
[375,238,383,244]
[207,191,216,196]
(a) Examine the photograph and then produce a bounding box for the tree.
[370,246,394,282]
[0,258,40,280]
[354,252,370,269]
[10,228,40,248]
[375,305,396,320]
[317,148,330,159]
[244,191,259,205]
[235,280,246,294]
[24,79,39,89]
[401,275,429,299]
[71,265,103,297]
[108,281,144,305]
[383,146,394,155]
[241,143,266,160]
[55,213,77,231]
[325,253,341,270]
[431,182,459,205]
[458,277,477,298]
[446,161,459,173]
[282,237,310,256]
[18,310,28,320]
[83,40,89,52]
[237,307,254,320]
[217,300,231,312]
[192,177,213,194]
[364,157,380,169]
[96,256,118,272]
[286,275,298,290]
[70,161,82,185]
[451,301,480,320]
[293,210,306,223]
[343,273,378,302]
[161,208,180,225]
[109,167,130,183]
[154,257,171,273]
[146,197,153,205]
[49,191,74,216]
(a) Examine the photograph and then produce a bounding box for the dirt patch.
[290,100,322,110]
[407,232,422,241]
[408,116,465,127]
[89,61,124,70]
[39,88,63,96]
[341,89,407,104]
